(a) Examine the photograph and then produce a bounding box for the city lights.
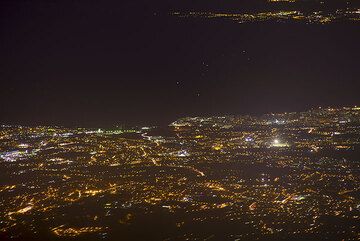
[1,106,360,240]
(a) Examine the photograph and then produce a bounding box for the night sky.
[1,0,360,127]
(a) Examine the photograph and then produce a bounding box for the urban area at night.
[1,107,360,240]
[1,0,360,240]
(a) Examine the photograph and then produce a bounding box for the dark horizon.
[1,104,360,128]
[1,1,360,127]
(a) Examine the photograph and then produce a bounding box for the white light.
[273,139,279,144]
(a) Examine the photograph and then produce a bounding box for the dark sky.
[1,0,360,127]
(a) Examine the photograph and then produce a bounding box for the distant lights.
[275,119,285,125]
[271,138,290,147]
[212,144,223,151]
[18,143,29,148]
[177,150,190,157]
